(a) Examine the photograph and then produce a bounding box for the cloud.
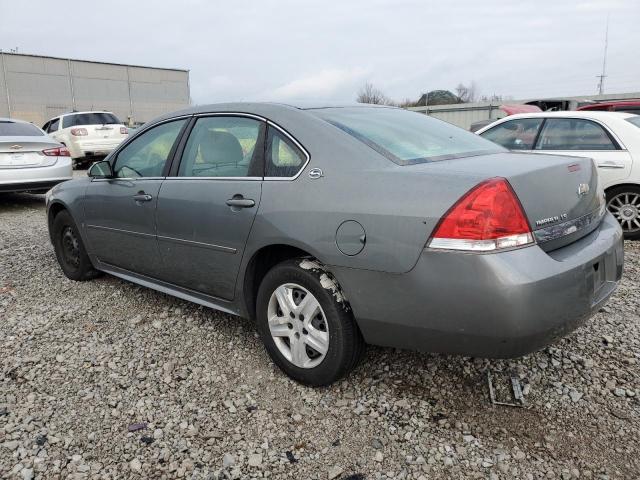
[260,67,370,102]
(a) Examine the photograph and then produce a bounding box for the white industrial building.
[0,52,190,127]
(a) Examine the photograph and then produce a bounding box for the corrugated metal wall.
[409,92,640,130]
[0,53,189,127]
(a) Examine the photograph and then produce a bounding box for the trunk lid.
[412,152,605,251]
[0,137,63,168]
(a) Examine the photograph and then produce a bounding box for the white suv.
[42,111,128,166]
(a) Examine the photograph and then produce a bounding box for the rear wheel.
[606,186,640,240]
[52,210,100,280]
[256,258,364,386]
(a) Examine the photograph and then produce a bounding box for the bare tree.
[356,82,391,105]
[455,81,478,103]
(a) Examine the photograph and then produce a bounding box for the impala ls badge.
[536,213,568,227]
[577,183,590,196]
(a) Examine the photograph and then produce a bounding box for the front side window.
[63,112,121,128]
[311,107,504,165]
[113,119,186,178]
[265,127,306,177]
[480,118,543,150]
[536,118,617,151]
[0,121,44,136]
[178,116,263,178]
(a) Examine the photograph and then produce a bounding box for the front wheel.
[255,258,365,386]
[606,186,640,240]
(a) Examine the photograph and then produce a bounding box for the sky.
[1,0,639,105]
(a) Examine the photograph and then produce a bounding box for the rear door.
[533,117,632,188]
[83,118,188,276]
[155,115,265,300]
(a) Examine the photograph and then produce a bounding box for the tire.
[255,258,365,386]
[606,185,640,240]
[52,210,101,281]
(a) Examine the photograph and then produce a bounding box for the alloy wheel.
[607,192,640,234]
[267,283,329,369]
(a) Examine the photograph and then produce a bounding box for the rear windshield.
[626,116,640,128]
[63,112,121,128]
[0,121,44,137]
[311,107,504,165]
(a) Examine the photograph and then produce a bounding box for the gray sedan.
[46,103,624,386]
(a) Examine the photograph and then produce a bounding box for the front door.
[84,118,188,276]
[155,115,265,300]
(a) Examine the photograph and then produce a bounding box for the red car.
[577,100,640,115]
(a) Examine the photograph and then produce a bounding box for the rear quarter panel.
[243,108,482,274]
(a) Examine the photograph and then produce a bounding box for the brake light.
[120,127,128,134]
[42,146,71,157]
[429,177,533,252]
[71,128,88,136]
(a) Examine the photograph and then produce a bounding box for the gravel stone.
[1,184,640,479]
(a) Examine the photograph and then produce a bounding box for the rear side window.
[265,127,306,177]
[311,107,503,165]
[178,116,263,178]
[626,116,640,128]
[0,121,44,136]
[536,118,617,151]
[63,112,121,128]
[48,118,60,133]
[113,119,186,178]
[480,118,543,150]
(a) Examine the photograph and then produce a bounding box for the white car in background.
[0,118,72,193]
[42,111,128,167]
[477,111,640,239]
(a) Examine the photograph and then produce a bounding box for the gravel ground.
[1,188,639,480]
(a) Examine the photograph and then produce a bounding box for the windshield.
[63,112,121,128]
[0,121,44,136]
[626,116,640,128]
[311,107,504,165]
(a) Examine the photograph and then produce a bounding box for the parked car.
[469,104,542,132]
[577,100,640,115]
[0,118,72,193]
[477,111,640,239]
[46,103,623,386]
[42,111,128,167]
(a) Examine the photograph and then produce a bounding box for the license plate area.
[593,260,605,293]
[0,152,38,167]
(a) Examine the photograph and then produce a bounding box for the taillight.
[71,128,88,136]
[120,127,128,134]
[42,146,71,157]
[429,177,533,252]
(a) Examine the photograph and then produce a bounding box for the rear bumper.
[67,139,123,159]
[332,212,624,358]
[0,158,73,193]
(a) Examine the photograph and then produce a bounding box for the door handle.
[133,193,153,202]
[226,197,255,208]
[597,161,625,169]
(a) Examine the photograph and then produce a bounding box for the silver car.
[46,103,624,386]
[1,118,72,193]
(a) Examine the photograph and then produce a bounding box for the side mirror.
[88,160,114,179]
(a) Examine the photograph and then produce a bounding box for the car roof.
[500,111,635,120]
[61,110,116,116]
[0,117,33,124]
